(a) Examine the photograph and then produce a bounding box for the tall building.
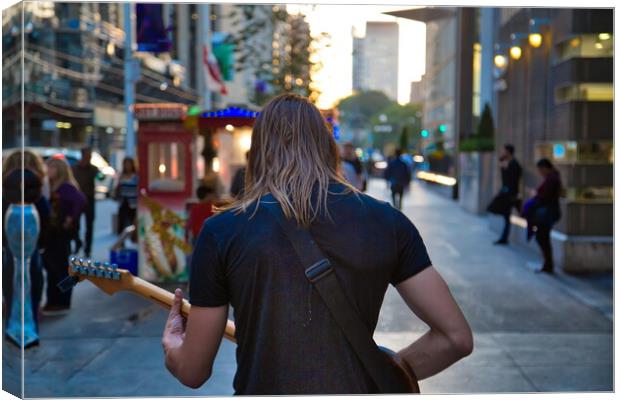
[387,8,480,192]
[390,7,613,272]
[351,27,366,93]
[409,79,425,104]
[2,2,206,160]
[351,21,399,100]
[493,8,613,272]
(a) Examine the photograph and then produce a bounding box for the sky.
[286,5,426,108]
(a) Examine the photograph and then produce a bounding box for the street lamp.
[509,33,530,60]
[493,43,510,71]
[509,34,523,60]
[528,33,542,48]
[509,45,522,60]
[494,54,508,69]
[528,18,549,48]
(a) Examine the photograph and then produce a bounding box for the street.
[3,178,613,396]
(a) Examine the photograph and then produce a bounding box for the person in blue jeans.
[2,151,50,343]
[384,148,412,210]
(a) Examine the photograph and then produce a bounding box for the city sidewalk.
[3,179,613,397]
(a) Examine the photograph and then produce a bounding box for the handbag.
[264,200,418,393]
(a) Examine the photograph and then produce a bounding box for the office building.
[493,8,613,272]
[2,2,205,159]
[351,21,399,100]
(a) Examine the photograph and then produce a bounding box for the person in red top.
[187,185,216,245]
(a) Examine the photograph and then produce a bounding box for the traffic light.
[421,129,429,138]
[438,124,447,133]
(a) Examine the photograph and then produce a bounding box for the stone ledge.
[488,214,613,273]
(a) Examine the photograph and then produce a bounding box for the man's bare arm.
[395,266,473,380]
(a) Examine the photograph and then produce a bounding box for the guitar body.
[61,258,420,393]
[379,346,420,393]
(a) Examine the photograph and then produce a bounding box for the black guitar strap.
[263,199,410,393]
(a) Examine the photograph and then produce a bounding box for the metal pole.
[200,3,212,110]
[124,2,136,157]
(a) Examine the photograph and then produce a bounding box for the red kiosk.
[134,103,257,282]
[133,103,335,282]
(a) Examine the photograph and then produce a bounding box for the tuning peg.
[102,262,112,279]
[93,261,104,277]
[69,257,80,273]
[111,263,120,280]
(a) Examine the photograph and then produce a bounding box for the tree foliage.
[225,5,326,105]
[476,103,495,138]
[335,90,392,129]
[368,102,422,152]
[460,103,495,152]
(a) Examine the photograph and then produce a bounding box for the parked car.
[2,147,117,199]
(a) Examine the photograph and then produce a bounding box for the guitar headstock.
[67,257,135,295]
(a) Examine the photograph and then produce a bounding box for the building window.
[554,83,613,103]
[536,141,613,164]
[472,42,482,119]
[564,187,613,203]
[147,142,186,192]
[555,34,613,63]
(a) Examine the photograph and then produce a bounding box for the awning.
[384,7,455,22]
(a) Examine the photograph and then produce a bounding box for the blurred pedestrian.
[385,148,412,210]
[487,144,522,244]
[230,152,249,198]
[341,142,365,191]
[43,157,86,315]
[2,150,49,337]
[162,93,472,394]
[186,185,216,245]
[115,157,138,234]
[72,147,99,257]
[522,158,562,274]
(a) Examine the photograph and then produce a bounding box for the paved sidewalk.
[2,179,613,396]
[370,179,612,393]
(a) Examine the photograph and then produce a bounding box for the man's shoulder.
[203,206,251,231]
[341,191,395,219]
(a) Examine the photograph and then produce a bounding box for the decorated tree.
[226,5,326,105]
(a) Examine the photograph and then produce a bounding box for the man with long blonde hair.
[162,93,472,394]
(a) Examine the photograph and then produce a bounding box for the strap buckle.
[305,259,333,283]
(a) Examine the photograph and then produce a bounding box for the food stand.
[134,103,258,282]
[196,107,258,196]
[133,103,337,282]
[135,103,194,282]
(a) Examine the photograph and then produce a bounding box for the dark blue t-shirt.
[189,184,432,394]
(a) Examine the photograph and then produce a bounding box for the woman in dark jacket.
[42,157,87,315]
[523,158,562,274]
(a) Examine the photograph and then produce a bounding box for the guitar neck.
[130,277,237,343]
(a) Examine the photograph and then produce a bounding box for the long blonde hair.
[2,149,46,182]
[227,93,354,226]
[46,157,80,192]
